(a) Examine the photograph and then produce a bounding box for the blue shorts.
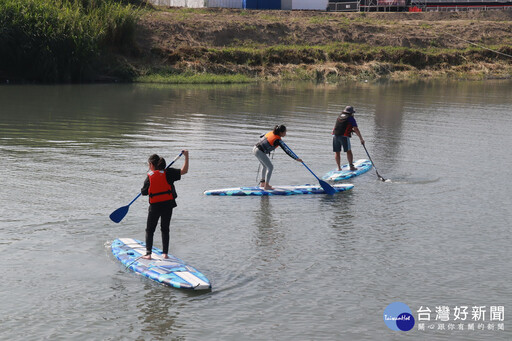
[333,135,351,152]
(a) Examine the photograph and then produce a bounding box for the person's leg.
[333,136,342,170]
[260,163,268,187]
[254,146,266,187]
[347,150,356,170]
[160,206,173,258]
[254,148,274,189]
[144,205,159,259]
[262,157,273,189]
[335,152,341,171]
[342,137,356,170]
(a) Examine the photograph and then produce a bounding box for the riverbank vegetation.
[0,0,141,82]
[1,2,512,83]
[135,8,512,83]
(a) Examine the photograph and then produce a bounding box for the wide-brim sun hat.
[343,105,356,114]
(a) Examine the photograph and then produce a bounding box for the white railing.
[426,5,512,11]
[207,0,244,8]
[149,0,205,8]
[148,0,244,8]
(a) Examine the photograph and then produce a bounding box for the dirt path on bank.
[131,8,512,81]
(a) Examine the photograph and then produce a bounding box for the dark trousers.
[145,201,174,255]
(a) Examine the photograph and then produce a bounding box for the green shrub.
[0,0,140,82]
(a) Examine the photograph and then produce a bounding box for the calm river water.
[1,81,511,340]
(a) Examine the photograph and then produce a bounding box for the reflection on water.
[255,196,280,248]
[323,192,356,231]
[139,283,183,336]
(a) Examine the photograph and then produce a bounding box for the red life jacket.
[148,170,174,204]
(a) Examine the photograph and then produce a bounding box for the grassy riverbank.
[1,2,512,83]
[133,8,512,83]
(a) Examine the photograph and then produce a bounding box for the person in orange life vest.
[332,106,365,171]
[140,150,189,260]
[253,125,302,190]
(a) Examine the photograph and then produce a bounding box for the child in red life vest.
[140,150,189,260]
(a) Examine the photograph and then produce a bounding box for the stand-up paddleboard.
[322,159,372,181]
[111,238,211,290]
[204,183,354,196]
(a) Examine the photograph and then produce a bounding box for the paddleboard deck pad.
[111,238,211,290]
[322,159,372,181]
[204,183,354,196]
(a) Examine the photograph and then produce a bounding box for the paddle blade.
[319,179,337,195]
[109,205,129,223]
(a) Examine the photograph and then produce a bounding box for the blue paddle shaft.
[127,193,141,206]
[362,145,385,181]
[301,162,320,181]
[280,141,336,195]
[166,151,184,170]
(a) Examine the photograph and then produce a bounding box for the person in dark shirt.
[332,106,365,171]
[140,150,189,260]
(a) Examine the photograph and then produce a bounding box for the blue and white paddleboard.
[322,159,372,181]
[111,238,211,290]
[204,183,354,196]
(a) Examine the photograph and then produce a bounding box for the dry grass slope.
[129,8,512,83]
